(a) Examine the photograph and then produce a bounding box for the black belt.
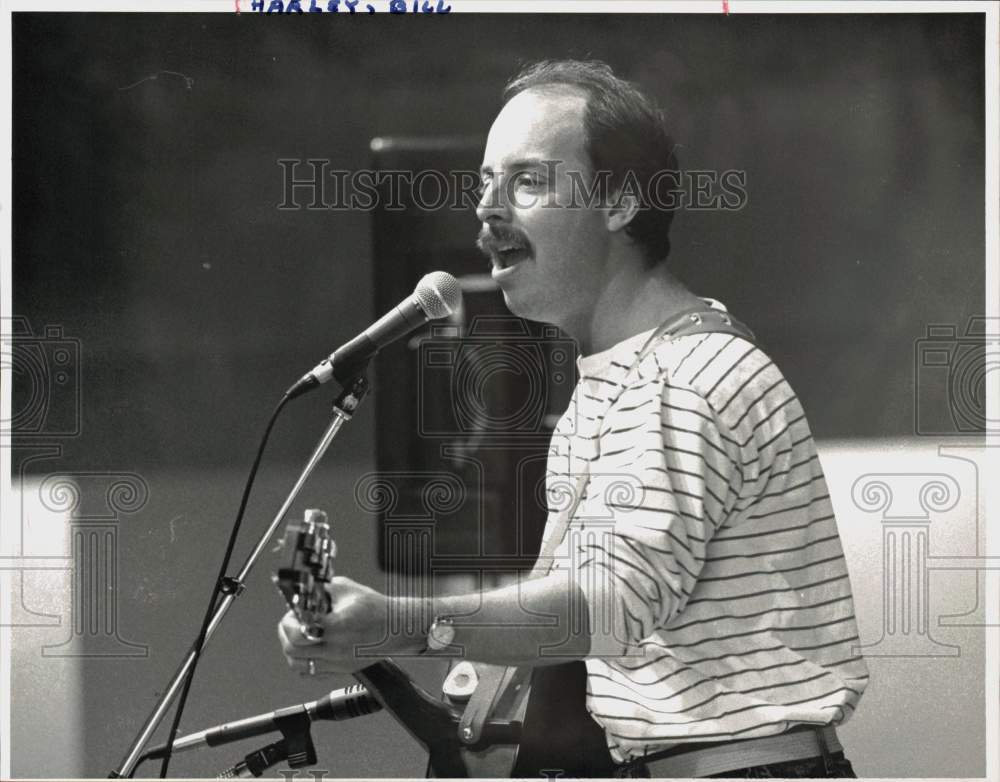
[620,725,842,778]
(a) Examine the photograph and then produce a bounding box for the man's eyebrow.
[479,158,552,176]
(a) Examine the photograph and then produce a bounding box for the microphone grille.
[414,271,462,319]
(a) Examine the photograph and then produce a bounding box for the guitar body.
[437,661,614,778]
[512,662,616,778]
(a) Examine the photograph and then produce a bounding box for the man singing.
[279,59,868,778]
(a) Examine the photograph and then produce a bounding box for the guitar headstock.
[273,508,336,642]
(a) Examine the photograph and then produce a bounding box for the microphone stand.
[111,374,371,779]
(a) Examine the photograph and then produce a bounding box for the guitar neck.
[352,661,469,776]
[353,660,454,730]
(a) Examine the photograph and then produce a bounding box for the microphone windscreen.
[415,271,462,319]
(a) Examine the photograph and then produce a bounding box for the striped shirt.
[542,304,869,763]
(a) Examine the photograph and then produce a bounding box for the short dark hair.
[503,59,680,265]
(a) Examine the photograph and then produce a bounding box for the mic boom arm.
[141,684,382,760]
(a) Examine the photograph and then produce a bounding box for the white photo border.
[0,2,995,780]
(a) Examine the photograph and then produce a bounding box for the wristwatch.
[426,615,456,651]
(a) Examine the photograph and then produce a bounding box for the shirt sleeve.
[569,374,742,658]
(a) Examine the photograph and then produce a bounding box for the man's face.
[476,88,611,329]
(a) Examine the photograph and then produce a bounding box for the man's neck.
[567,259,706,356]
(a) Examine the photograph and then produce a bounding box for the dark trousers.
[617,750,857,778]
[709,751,857,778]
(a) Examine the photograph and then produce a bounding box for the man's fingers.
[278,623,321,674]
[278,612,322,659]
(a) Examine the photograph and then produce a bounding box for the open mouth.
[493,245,532,269]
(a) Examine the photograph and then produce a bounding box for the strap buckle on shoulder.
[640,307,756,364]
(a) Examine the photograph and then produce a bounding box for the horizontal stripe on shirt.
[541,322,868,763]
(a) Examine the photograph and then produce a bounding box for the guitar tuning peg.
[304,508,329,525]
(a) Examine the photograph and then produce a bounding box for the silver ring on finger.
[307,658,316,676]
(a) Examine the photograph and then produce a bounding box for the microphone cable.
[152,390,294,778]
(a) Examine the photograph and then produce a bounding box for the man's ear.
[606,190,640,233]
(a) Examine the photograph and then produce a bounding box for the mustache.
[475,225,532,256]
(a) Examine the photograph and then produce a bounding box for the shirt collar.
[573,298,728,381]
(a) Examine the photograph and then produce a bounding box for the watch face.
[429,618,455,650]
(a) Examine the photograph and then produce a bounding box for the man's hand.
[277,576,400,675]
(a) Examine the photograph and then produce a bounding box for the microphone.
[286,271,462,399]
[142,684,382,759]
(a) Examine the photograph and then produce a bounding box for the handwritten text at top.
[247,0,452,13]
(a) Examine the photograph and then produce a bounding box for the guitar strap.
[454,305,756,746]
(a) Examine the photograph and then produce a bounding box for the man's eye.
[515,174,543,188]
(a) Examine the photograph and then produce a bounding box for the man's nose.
[475,177,511,223]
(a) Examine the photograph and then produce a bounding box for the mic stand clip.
[217,711,317,779]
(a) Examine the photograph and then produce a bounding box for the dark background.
[12,12,985,468]
[8,11,986,779]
